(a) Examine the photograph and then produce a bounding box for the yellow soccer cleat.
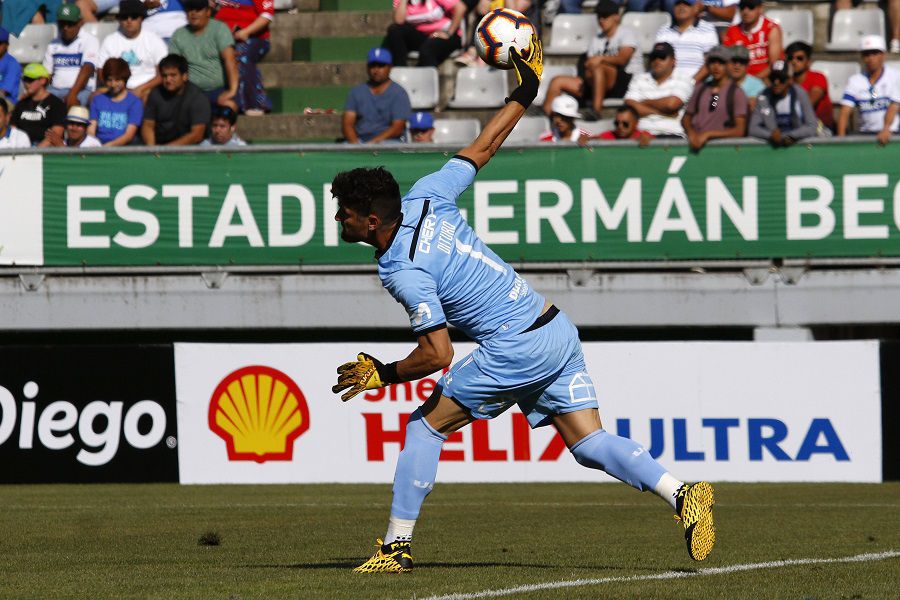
[674,481,716,561]
[353,539,413,573]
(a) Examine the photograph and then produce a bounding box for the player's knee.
[569,429,607,470]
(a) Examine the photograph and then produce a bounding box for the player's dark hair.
[331,167,401,222]
[159,54,189,74]
[617,105,639,120]
[784,41,812,59]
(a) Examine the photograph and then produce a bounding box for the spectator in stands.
[543,0,639,120]
[45,104,102,146]
[143,0,188,41]
[539,94,589,143]
[141,53,210,145]
[698,0,739,25]
[201,104,246,145]
[342,48,411,144]
[0,27,22,103]
[408,111,436,143]
[1,1,62,35]
[838,35,900,144]
[98,0,168,101]
[727,44,763,112]
[0,98,32,149]
[749,62,818,147]
[593,105,653,145]
[723,0,782,81]
[655,0,719,82]
[682,45,748,151]
[89,57,142,145]
[386,0,466,68]
[786,41,834,132]
[624,42,694,138]
[75,0,118,22]
[168,0,238,110]
[44,3,100,107]
[214,0,274,115]
[11,63,66,146]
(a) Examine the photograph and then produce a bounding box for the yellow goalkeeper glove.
[332,353,399,402]
[507,34,543,107]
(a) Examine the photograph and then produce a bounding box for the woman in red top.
[215,0,274,114]
[723,0,782,81]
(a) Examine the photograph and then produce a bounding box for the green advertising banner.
[39,142,900,266]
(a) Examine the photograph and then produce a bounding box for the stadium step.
[318,0,379,10]
[269,85,352,112]
[291,35,386,62]
[268,12,390,62]
[235,113,342,142]
[260,62,367,88]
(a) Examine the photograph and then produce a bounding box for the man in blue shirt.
[0,27,22,103]
[342,47,411,144]
[331,36,716,573]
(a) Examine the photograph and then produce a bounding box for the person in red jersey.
[785,41,834,132]
[214,0,273,114]
[595,105,653,145]
[722,0,782,81]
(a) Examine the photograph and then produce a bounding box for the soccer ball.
[474,8,536,70]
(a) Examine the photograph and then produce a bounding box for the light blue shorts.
[439,309,598,428]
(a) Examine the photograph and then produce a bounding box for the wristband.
[381,361,401,384]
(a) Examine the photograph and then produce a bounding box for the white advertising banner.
[0,155,43,265]
[174,341,882,484]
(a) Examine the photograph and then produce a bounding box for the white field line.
[417,550,900,600]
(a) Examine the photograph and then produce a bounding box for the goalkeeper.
[331,37,715,573]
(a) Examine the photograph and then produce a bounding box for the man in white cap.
[45,105,103,148]
[539,94,588,143]
[837,35,900,145]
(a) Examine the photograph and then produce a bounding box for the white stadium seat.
[576,118,614,137]
[7,24,57,65]
[622,12,671,54]
[448,68,508,108]
[812,60,861,103]
[274,0,294,9]
[886,60,900,71]
[432,119,481,144]
[82,22,119,44]
[826,9,885,51]
[392,67,439,110]
[506,116,550,143]
[536,64,578,107]
[545,14,597,56]
[767,9,814,48]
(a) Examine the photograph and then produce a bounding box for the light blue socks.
[570,429,667,492]
[390,408,446,520]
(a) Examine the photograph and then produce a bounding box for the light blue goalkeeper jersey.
[377,156,546,343]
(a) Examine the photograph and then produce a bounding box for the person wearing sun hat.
[837,35,900,145]
[44,104,102,147]
[0,27,23,104]
[539,94,589,143]
[11,63,67,146]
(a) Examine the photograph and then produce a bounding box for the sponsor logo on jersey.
[208,365,310,463]
[410,302,433,326]
[417,207,437,254]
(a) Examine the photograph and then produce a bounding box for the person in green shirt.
[168,0,238,111]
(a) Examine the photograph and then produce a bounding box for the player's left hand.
[510,33,543,86]
[332,353,391,402]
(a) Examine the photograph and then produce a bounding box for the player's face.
[335,203,370,243]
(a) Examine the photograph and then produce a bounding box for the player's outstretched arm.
[457,35,543,170]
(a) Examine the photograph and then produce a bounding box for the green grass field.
[0,482,897,599]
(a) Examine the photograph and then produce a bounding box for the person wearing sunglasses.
[722,0,782,81]
[43,3,100,108]
[682,45,748,152]
[623,42,694,139]
[749,62,817,147]
[727,45,764,113]
[538,94,589,144]
[837,35,900,144]
[97,0,168,102]
[594,105,653,145]
[10,63,66,147]
[784,41,834,133]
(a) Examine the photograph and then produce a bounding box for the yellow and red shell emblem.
[208,366,310,463]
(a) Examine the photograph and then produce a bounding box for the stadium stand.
[621,11,672,54]
[82,21,119,45]
[576,118,615,136]
[390,67,440,110]
[432,118,481,144]
[767,9,814,49]
[536,64,578,107]
[826,8,885,51]
[544,14,597,56]
[507,115,551,143]
[813,60,862,102]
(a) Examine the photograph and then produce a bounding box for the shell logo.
[208,366,310,463]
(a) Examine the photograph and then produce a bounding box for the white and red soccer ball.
[474,8,536,70]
